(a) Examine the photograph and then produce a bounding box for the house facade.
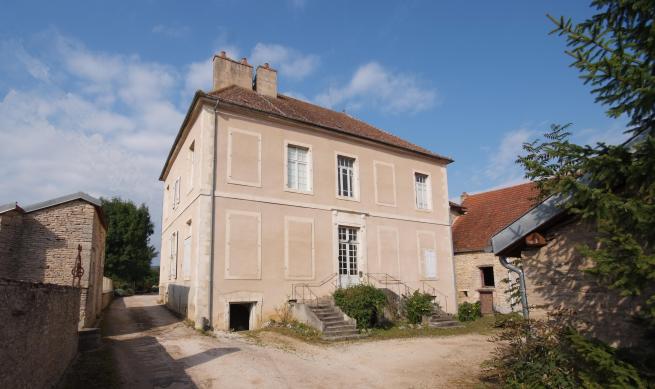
[451,182,539,314]
[159,53,457,331]
[0,193,107,328]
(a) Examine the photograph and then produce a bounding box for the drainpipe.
[499,256,529,319]
[207,98,219,330]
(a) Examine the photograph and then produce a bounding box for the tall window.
[287,145,310,191]
[415,173,430,209]
[169,231,178,280]
[182,220,192,279]
[172,177,181,209]
[338,226,358,276]
[337,155,356,198]
[188,141,195,192]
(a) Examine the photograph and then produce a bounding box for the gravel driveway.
[104,295,494,388]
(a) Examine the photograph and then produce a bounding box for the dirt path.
[104,295,494,388]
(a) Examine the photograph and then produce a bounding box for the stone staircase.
[309,304,360,341]
[427,306,463,329]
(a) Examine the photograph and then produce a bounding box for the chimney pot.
[254,63,277,98]
[212,54,254,91]
[241,57,249,65]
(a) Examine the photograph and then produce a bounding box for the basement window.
[480,266,495,287]
[229,303,253,331]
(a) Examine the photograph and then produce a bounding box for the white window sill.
[284,187,314,196]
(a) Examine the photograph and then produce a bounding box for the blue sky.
[0,1,626,264]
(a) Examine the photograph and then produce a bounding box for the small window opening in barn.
[480,266,495,287]
[229,303,253,331]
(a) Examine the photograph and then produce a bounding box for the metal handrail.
[421,281,449,313]
[291,273,337,306]
[365,273,413,297]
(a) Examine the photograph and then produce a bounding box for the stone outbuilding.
[0,192,107,328]
[451,182,539,314]
[491,189,650,347]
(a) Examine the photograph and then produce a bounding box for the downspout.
[207,98,219,330]
[499,256,529,319]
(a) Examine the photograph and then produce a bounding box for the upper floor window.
[286,145,311,192]
[172,177,181,209]
[337,155,357,198]
[415,173,431,210]
[188,141,195,192]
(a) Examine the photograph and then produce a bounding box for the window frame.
[284,140,314,195]
[187,141,195,194]
[182,220,192,280]
[479,266,495,288]
[335,152,360,201]
[413,170,432,211]
[169,231,178,280]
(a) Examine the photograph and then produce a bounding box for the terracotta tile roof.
[205,86,452,162]
[452,182,540,253]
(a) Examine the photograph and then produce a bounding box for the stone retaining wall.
[0,278,80,388]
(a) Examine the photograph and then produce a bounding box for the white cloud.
[250,43,319,80]
[0,33,189,263]
[485,128,535,182]
[315,62,437,114]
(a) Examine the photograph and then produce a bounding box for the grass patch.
[364,315,498,341]
[59,344,120,389]
[244,321,325,345]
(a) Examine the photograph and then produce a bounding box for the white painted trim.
[187,140,195,194]
[416,230,438,281]
[226,127,262,188]
[284,216,315,280]
[334,151,360,202]
[224,209,262,280]
[376,225,400,277]
[213,190,448,226]
[412,169,433,212]
[283,140,314,195]
[373,160,397,207]
[332,211,367,287]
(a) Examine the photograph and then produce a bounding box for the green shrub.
[457,301,482,322]
[483,313,646,388]
[404,291,434,324]
[333,284,387,329]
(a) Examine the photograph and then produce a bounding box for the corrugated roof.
[452,182,540,253]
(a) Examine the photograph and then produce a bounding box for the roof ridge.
[465,181,535,199]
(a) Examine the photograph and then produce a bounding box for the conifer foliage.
[517,0,655,325]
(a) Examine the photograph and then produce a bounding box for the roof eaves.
[491,192,568,256]
[0,202,23,215]
[22,192,102,213]
[203,92,454,164]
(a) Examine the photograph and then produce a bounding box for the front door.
[479,291,494,315]
[338,226,360,288]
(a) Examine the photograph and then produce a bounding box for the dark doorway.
[480,266,495,287]
[229,303,252,331]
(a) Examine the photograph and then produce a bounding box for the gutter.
[499,256,529,319]
[207,98,219,330]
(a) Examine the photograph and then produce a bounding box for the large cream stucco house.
[159,52,456,332]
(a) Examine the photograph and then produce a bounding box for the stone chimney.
[212,51,253,91]
[254,63,277,98]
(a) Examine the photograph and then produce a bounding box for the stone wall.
[0,200,106,328]
[0,211,23,278]
[521,219,649,347]
[0,278,80,389]
[454,251,515,313]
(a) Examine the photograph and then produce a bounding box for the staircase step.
[325,323,357,331]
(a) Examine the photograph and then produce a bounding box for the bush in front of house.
[457,301,482,322]
[482,313,647,388]
[404,291,434,324]
[333,284,387,329]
